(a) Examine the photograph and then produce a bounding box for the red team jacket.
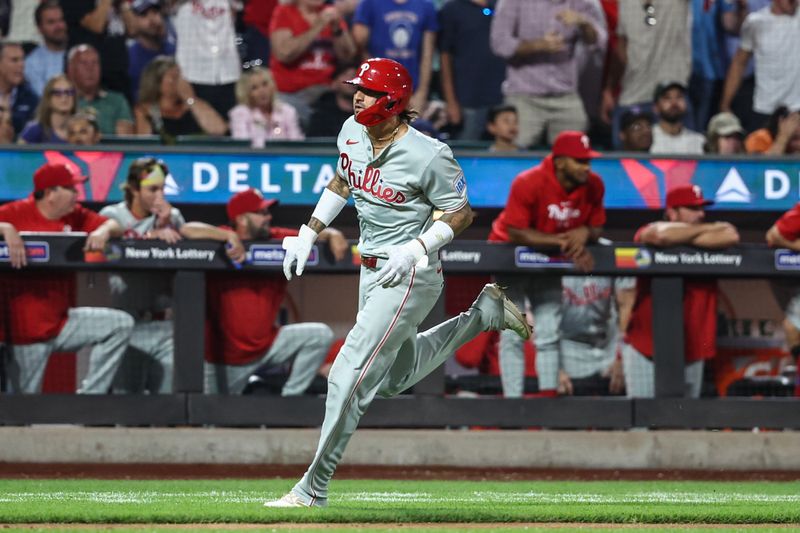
[0,198,107,344]
[488,155,606,242]
[204,226,298,365]
[775,202,800,241]
[625,224,717,362]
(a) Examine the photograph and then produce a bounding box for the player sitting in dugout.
[181,187,348,395]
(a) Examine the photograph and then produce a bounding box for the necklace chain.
[368,124,401,144]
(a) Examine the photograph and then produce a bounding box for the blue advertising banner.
[1,146,799,210]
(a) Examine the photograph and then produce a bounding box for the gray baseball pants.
[6,307,134,394]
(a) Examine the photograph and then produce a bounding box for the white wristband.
[417,220,454,255]
[311,188,347,227]
[299,223,319,243]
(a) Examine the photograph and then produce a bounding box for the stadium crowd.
[0,0,796,152]
[0,0,799,398]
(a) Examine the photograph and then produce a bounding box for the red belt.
[361,255,382,269]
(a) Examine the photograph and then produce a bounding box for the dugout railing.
[0,235,799,429]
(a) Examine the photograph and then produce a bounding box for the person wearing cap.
[650,82,706,155]
[127,0,175,103]
[99,158,190,394]
[705,112,745,154]
[488,130,606,398]
[624,185,740,398]
[0,162,133,394]
[179,187,346,396]
[24,0,69,98]
[619,105,654,152]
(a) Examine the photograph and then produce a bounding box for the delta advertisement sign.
[0,149,799,210]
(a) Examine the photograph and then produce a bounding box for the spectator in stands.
[24,1,68,98]
[180,187,347,395]
[66,110,101,145]
[766,202,800,387]
[67,44,134,136]
[18,74,76,144]
[439,0,505,141]
[558,275,635,396]
[128,0,175,103]
[229,67,304,148]
[486,104,520,152]
[624,185,740,398]
[4,1,38,45]
[704,112,746,154]
[650,82,705,155]
[269,0,356,129]
[100,158,186,394]
[171,0,241,118]
[0,97,14,143]
[602,0,692,148]
[721,0,770,133]
[134,56,227,142]
[0,41,38,137]
[61,0,135,100]
[745,105,787,154]
[306,63,357,137]
[352,0,437,113]
[490,0,606,148]
[688,0,731,131]
[488,131,606,397]
[242,0,279,67]
[721,0,800,127]
[747,109,800,156]
[618,105,654,152]
[0,162,133,394]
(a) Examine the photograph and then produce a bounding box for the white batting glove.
[374,239,426,288]
[282,224,318,280]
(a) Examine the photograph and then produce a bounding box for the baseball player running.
[265,58,530,508]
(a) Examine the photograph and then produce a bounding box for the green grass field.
[0,478,799,530]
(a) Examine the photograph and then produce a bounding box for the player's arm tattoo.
[328,173,351,198]
[438,202,474,236]
[308,174,351,233]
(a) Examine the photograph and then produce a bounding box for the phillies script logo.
[547,202,581,226]
[340,153,406,204]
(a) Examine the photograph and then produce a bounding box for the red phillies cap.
[666,185,714,209]
[33,163,87,192]
[551,131,601,159]
[226,188,277,220]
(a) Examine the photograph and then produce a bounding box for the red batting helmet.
[345,58,412,126]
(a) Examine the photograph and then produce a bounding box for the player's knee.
[312,324,335,349]
[110,310,135,337]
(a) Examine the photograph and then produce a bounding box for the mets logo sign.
[248,244,319,267]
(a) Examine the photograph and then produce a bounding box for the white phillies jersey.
[99,202,185,316]
[100,201,185,239]
[560,276,636,347]
[336,116,468,256]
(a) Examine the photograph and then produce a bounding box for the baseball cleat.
[475,283,532,340]
[263,492,312,508]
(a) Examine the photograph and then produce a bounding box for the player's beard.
[247,218,271,240]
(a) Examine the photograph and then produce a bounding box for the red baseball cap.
[551,131,601,159]
[227,188,277,220]
[33,163,87,192]
[666,185,714,209]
